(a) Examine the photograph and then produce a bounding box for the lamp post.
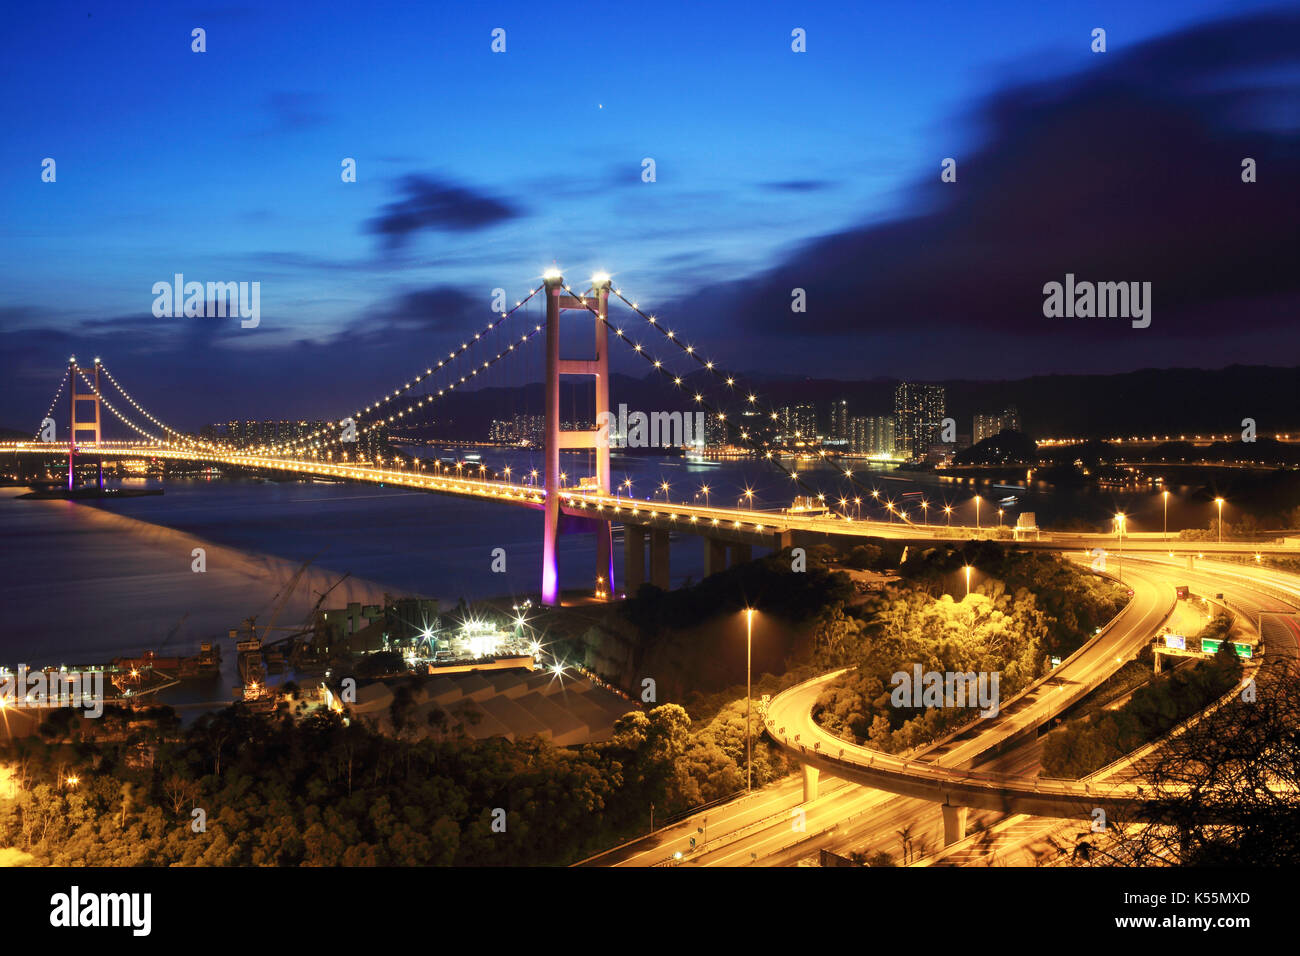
[1215,497,1225,543]
[974,495,981,530]
[963,565,972,597]
[745,608,755,793]
[1162,489,1169,541]
[1116,512,1126,583]
[944,505,952,527]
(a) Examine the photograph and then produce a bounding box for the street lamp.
[1162,489,1169,541]
[920,500,929,525]
[997,507,1004,527]
[944,504,953,527]
[1115,512,1127,582]
[658,481,670,503]
[700,484,711,508]
[974,495,981,530]
[963,565,972,597]
[745,608,755,793]
[1215,497,1225,543]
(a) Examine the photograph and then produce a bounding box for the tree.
[1078,662,1300,865]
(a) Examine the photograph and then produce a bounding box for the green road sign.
[1200,639,1253,658]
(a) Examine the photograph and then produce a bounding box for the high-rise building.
[829,400,850,444]
[849,416,867,454]
[848,415,894,456]
[869,416,896,457]
[893,383,945,459]
[776,403,818,444]
[973,405,1021,444]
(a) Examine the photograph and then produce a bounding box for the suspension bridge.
[5,269,1297,605]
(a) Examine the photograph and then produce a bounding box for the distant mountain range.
[394,365,1299,442]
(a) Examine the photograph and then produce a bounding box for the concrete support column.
[704,537,728,578]
[597,522,613,598]
[802,762,820,803]
[650,529,671,589]
[624,525,646,594]
[729,543,752,566]
[941,803,969,847]
[1186,554,1195,570]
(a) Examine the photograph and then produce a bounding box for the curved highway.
[764,562,1179,818]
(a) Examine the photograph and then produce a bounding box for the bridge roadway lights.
[941,803,969,847]
[802,762,820,803]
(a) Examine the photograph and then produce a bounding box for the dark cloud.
[0,283,513,432]
[367,175,522,250]
[715,10,1300,368]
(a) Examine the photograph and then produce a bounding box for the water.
[0,447,1186,673]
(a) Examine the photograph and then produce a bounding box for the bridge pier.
[624,525,646,594]
[730,543,752,566]
[802,762,820,803]
[650,529,671,589]
[704,537,728,578]
[941,803,969,846]
[1187,554,1195,570]
[597,521,614,599]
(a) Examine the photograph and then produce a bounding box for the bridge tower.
[541,270,613,605]
[68,356,103,491]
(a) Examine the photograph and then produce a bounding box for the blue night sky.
[1,0,1296,428]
